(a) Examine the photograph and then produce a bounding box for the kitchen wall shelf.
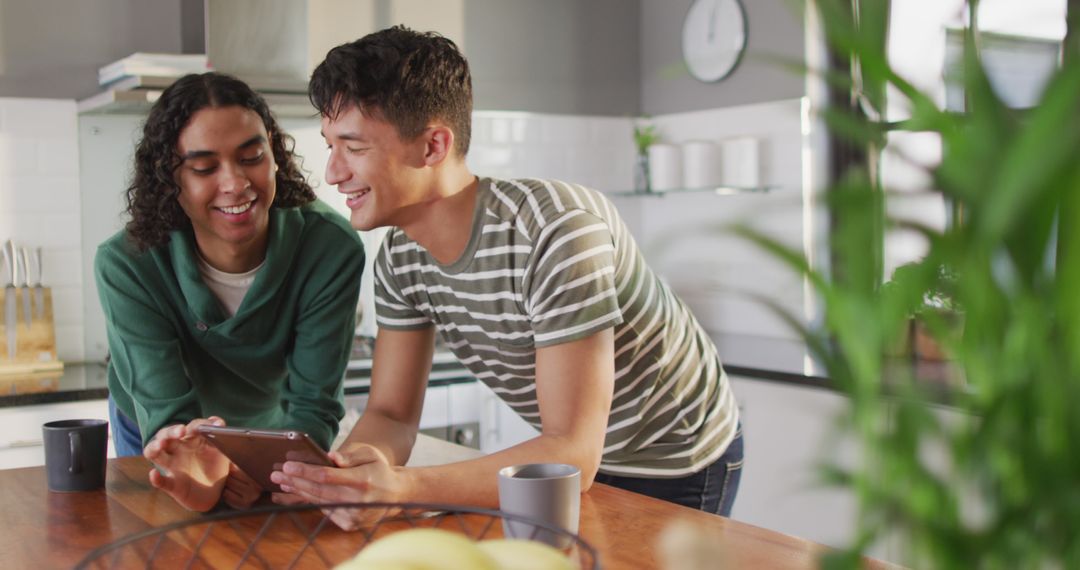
[77,74,315,117]
[606,185,777,197]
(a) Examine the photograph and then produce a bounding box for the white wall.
[0,98,84,361]
[614,99,825,351]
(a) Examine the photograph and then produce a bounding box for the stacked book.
[98,52,210,86]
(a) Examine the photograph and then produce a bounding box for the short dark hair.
[125,72,315,251]
[309,25,473,157]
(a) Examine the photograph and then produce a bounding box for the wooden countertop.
[0,435,894,569]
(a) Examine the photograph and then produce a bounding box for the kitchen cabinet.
[476,382,539,453]
[342,380,493,451]
[728,376,856,544]
[0,398,114,469]
[729,374,933,564]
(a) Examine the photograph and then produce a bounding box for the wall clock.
[681,0,748,83]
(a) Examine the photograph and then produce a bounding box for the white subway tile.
[4,175,80,213]
[41,247,85,288]
[7,212,81,248]
[0,137,41,176]
[466,145,514,171]
[0,98,78,138]
[542,115,590,145]
[489,117,512,144]
[589,118,634,148]
[54,324,85,362]
[38,139,80,176]
[469,115,491,145]
[49,285,83,326]
[509,117,531,144]
[512,146,553,180]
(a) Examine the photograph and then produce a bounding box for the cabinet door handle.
[1,439,43,450]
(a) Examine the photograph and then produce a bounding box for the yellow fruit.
[478,539,576,570]
[339,528,498,570]
[334,559,426,570]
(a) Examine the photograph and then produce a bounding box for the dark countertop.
[714,331,964,404]
[0,353,478,409]
[0,362,110,407]
[0,333,961,409]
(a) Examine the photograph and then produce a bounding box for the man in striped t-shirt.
[271,26,743,528]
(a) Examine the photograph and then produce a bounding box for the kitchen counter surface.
[0,362,109,407]
[714,332,963,402]
[0,434,896,569]
[0,333,961,412]
[0,354,477,409]
[0,334,962,411]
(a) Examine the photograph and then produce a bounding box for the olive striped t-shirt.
[374,177,739,477]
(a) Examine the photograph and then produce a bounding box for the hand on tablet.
[222,463,263,510]
[270,442,409,530]
[144,417,230,512]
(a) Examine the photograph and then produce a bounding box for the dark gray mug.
[498,463,580,548]
[43,419,109,492]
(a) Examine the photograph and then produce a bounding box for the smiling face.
[321,104,434,232]
[175,106,277,266]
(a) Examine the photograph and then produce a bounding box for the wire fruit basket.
[75,502,600,569]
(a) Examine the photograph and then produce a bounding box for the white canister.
[720,137,760,189]
[681,140,722,189]
[647,144,683,191]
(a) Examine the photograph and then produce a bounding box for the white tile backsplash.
[1,98,79,138]
[42,247,85,288]
[38,139,81,176]
[0,98,83,361]
[0,139,42,176]
[54,324,84,360]
[50,286,84,326]
[1,174,81,213]
[468,111,635,193]
[6,212,82,248]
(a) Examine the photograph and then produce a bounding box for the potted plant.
[632,119,661,193]
[739,0,1080,567]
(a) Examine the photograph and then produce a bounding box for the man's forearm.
[341,410,420,466]
[400,432,602,509]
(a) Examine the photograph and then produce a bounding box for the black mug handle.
[69,431,82,475]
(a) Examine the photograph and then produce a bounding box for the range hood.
[77,0,343,118]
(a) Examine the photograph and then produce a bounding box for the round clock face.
[682,0,748,83]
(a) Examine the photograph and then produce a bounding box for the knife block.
[0,286,62,375]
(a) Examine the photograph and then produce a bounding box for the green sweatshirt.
[95,200,365,449]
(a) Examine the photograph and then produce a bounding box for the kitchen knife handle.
[2,239,17,285]
[18,247,31,287]
[34,247,43,286]
[0,241,13,286]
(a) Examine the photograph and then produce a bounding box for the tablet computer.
[196,425,334,492]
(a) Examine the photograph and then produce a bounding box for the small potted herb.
[632,120,660,193]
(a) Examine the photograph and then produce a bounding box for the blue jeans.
[593,426,744,517]
[108,396,145,457]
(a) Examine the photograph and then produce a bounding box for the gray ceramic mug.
[43,419,109,492]
[497,463,581,548]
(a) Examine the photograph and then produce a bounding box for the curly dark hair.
[309,25,473,157]
[125,72,316,251]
